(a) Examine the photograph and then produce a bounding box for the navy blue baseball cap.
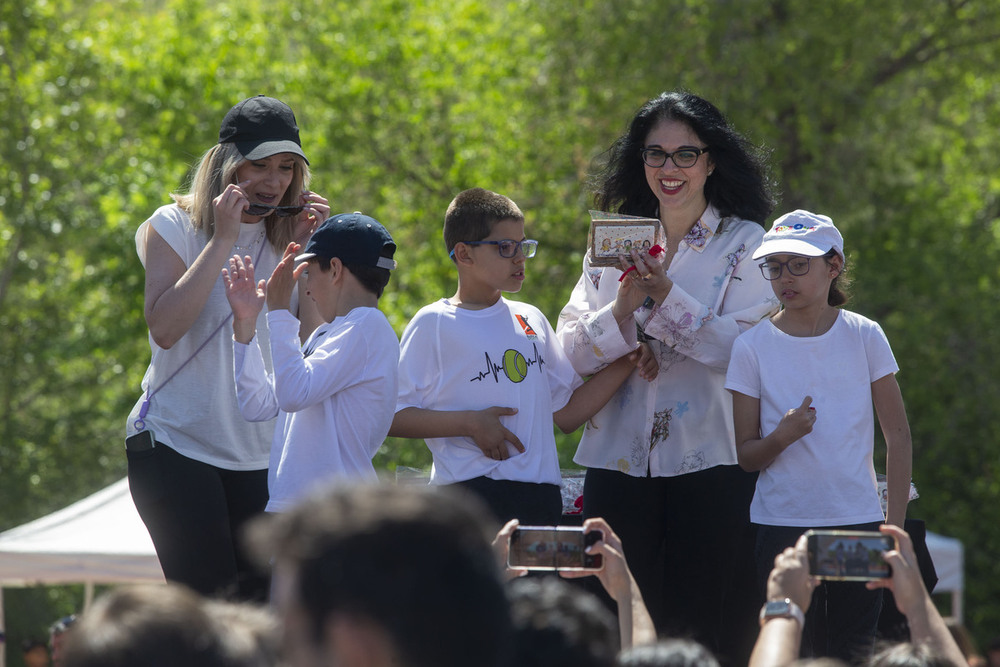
[296,212,397,270]
[219,95,309,165]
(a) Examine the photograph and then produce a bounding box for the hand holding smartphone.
[804,529,894,581]
[507,526,604,571]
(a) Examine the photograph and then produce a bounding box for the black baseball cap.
[218,95,309,165]
[296,212,397,270]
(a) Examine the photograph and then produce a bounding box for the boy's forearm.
[553,353,634,433]
[232,316,257,344]
[390,406,471,439]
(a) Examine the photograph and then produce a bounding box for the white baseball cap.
[752,210,845,261]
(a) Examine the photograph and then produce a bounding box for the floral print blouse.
[556,206,779,477]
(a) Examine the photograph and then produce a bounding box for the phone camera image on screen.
[507,526,603,571]
[804,530,893,581]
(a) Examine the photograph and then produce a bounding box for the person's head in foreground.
[248,481,512,667]
[60,584,278,667]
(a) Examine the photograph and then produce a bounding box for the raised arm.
[749,533,816,667]
[556,262,642,377]
[144,184,247,348]
[558,517,656,650]
[225,252,278,421]
[867,524,966,666]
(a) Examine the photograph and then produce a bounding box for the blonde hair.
[172,142,311,250]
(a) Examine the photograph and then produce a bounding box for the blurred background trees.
[2,0,999,661]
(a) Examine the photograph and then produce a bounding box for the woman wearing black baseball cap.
[125,95,330,600]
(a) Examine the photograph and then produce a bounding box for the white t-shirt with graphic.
[396,297,583,485]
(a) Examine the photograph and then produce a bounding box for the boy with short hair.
[391,188,638,525]
[224,212,399,513]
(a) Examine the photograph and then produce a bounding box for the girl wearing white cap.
[125,95,330,600]
[725,210,912,661]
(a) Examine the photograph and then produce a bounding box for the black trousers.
[454,476,563,527]
[127,441,269,601]
[583,465,759,666]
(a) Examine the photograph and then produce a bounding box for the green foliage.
[2,0,1000,651]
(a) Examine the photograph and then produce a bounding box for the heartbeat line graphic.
[470,343,546,383]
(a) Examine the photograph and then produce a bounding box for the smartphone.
[804,529,893,581]
[507,526,603,571]
[125,430,156,452]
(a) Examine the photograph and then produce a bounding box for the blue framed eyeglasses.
[450,239,538,259]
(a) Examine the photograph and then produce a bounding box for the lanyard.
[133,240,267,431]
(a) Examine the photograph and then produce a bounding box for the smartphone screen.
[507,526,603,571]
[805,530,893,581]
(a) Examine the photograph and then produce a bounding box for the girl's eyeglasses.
[451,239,538,259]
[759,257,812,280]
[245,203,306,217]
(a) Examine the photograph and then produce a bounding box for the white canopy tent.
[0,478,162,667]
[926,530,964,622]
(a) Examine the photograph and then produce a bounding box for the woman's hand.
[624,246,673,303]
[611,267,648,323]
[292,191,331,247]
[212,180,253,243]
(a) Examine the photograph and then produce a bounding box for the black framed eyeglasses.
[245,203,306,217]
[640,146,710,169]
[759,257,812,280]
[451,239,538,259]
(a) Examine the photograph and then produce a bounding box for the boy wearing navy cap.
[223,212,399,512]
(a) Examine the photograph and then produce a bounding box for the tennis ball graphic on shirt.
[502,349,528,383]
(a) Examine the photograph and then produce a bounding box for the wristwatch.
[759,598,805,628]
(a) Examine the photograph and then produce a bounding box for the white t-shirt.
[125,203,296,470]
[725,310,898,526]
[235,307,399,513]
[396,297,582,485]
[557,207,779,477]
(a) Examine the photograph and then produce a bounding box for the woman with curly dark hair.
[557,91,778,664]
